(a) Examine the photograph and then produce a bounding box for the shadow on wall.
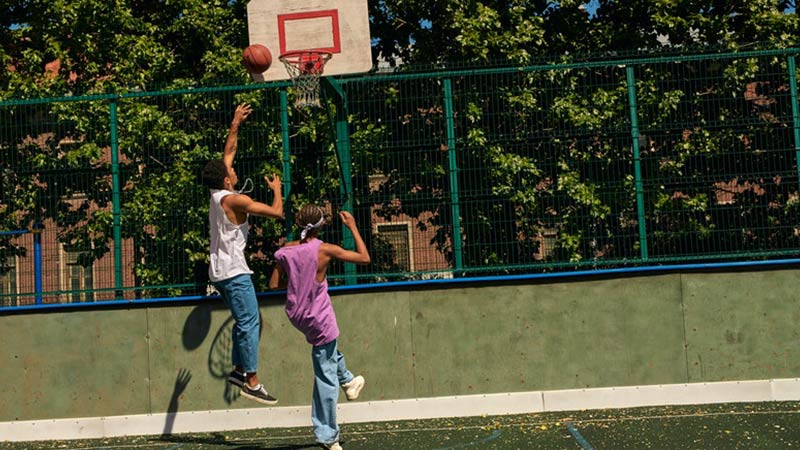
[182,304,212,351]
[182,302,265,405]
[161,368,192,437]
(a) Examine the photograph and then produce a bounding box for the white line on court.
[3,378,800,442]
[16,408,800,450]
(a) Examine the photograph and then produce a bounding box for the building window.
[0,251,17,306]
[374,222,414,272]
[61,245,94,302]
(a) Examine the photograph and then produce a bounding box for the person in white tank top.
[201,103,283,406]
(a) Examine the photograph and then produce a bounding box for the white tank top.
[208,189,253,282]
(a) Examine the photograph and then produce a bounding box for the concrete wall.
[2,268,800,422]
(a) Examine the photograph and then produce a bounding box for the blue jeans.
[214,274,260,373]
[311,339,354,445]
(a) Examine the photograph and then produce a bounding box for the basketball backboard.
[246,0,372,82]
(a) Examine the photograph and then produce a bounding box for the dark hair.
[296,204,325,232]
[201,160,227,190]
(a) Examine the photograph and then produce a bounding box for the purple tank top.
[274,238,339,346]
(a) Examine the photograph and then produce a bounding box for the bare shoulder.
[319,242,344,254]
[227,193,253,204]
[221,193,251,208]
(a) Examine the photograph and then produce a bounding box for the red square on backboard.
[277,9,342,55]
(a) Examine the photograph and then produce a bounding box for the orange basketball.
[242,44,272,74]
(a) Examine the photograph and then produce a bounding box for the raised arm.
[223,103,252,169]
[224,175,284,219]
[321,211,370,265]
[255,174,283,218]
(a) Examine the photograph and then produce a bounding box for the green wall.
[2,269,800,422]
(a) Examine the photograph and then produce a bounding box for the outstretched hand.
[265,174,282,192]
[232,103,252,125]
[339,210,356,229]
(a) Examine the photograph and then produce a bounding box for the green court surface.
[6,402,800,450]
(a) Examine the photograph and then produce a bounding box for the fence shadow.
[205,312,265,405]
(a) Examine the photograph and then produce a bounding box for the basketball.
[242,44,272,74]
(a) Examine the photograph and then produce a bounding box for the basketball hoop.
[279,50,332,109]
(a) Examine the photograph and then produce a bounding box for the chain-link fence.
[2,48,799,309]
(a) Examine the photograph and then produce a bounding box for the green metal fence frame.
[2,48,800,309]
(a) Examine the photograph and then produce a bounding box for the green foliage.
[365,0,798,273]
[1,1,800,302]
[0,0,249,96]
[0,0,266,298]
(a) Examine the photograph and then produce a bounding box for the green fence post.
[626,66,649,261]
[280,89,294,240]
[110,99,124,298]
[443,78,464,274]
[323,78,356,284]
[789,56,800,181]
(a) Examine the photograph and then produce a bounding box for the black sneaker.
[240,383,278,406]
[227,370,245,388]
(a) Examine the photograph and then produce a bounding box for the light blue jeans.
[311,339,354,445]
[214,274,260,373]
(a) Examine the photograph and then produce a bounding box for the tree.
[363,1,800,271]
[1,1,799,301]
[0,0,286,298]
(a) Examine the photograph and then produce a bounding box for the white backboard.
[246,0,372,82]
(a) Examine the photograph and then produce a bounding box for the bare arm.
[223,175,284,220]
[256,174,283,218]
[321,211,370,265]
[269,263,286,290]
[223,103,252,169]
[225,194,283,219]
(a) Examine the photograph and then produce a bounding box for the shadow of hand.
[174,367,192,397]
[163,368,193,437]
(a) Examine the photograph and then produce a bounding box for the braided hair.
[296,205,326,240]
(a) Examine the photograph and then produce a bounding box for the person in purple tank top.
[269,205,370,450]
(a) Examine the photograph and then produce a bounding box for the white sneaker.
[319,442,342,450]
[342,375,365,401]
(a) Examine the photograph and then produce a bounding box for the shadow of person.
[152,432,236,447]
[251,444,320,450]
[153,433,320,450]
[208,313,265,405]
[161,368,192,437]
[213,444,320,450]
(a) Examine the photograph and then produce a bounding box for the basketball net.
[279,51,332,109]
